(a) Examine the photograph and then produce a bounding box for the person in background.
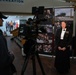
[0,12,16,75]
[15,22,19,29]
[22,21,33,55]
[9,20,13,31]
[54,21,72,74]
[54,21,61,37]
[6,21,8,31]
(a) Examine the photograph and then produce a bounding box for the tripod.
[21,41,46,75]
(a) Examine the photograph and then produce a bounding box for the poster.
[36,8,54,55]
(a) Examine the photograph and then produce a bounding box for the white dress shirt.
[60,28,66,40]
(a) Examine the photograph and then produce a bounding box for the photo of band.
[36,25,53,53]
[39,8,54,25]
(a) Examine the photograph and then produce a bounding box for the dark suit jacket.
[0,30,17,75]
[55,28,72,48]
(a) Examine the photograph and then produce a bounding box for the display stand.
[36,8,55,56]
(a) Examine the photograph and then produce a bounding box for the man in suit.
[54,21,72,74]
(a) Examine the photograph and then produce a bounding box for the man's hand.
[61,47,66,51]
[58,47,66,51]
[58,46,62,50]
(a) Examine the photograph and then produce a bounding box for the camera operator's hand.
[21,39,26,45]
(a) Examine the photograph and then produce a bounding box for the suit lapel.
[59,28,62,38]
[64,28,69,39]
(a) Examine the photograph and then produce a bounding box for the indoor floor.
[6,36,76,75]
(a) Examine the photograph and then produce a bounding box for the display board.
[36,8,54,55]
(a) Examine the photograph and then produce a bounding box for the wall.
[0,0,73,13]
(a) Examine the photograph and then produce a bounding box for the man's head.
[61,21,67,29]
[0,12,7,26]
[47,9,51,14]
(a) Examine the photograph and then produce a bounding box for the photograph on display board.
[55,8,74,17]
[36,8,54,54]
[37,25,53,53]
[39,8,54,25]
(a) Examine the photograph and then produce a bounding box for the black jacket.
[0,30,16,75]
[55,28,72,48]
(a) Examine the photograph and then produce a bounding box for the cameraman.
[22,20,36,56]
[23,21,32,39]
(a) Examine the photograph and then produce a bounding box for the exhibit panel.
[35,8,55,55]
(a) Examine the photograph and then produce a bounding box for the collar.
[62,28,66,31]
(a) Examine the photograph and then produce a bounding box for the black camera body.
[32,6,44,15]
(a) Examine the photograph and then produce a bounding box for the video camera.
[19,6,53,39]
[32,6,44,15]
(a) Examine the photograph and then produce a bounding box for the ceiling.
[67,0,76,3]
[0,0,75,14]
[64,0,76,4]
